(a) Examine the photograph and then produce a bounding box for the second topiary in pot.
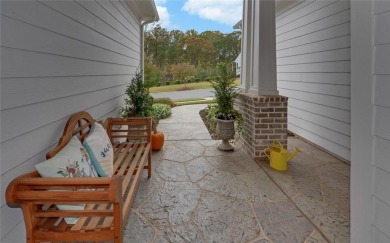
[211,62,242,151]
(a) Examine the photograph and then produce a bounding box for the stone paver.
[123,105,350,243]
[194,191,260,243]
[186,157,213,182]
[162,145,195,163]
[259,137,350,242]
[140,181,201,230]
[198,169,287,203]
[155,224,205,243]
[253,201,314,243]
[294,194,350,243]
[123,211,155,243]
[155,160,189,182]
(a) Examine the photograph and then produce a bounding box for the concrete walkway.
[124,105,350,243]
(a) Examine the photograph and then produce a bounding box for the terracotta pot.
[151,131,165,151]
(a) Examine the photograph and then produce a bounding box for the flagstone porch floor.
[124,105,350,243]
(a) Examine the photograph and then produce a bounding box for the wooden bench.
[6,111,152,243]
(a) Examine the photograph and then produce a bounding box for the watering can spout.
[286,147,301,162]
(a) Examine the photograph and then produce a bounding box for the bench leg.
[114,203,123,243]
[148,149,152,178]
[22,203,36,243]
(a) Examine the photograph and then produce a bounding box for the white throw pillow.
[83,123,114,177]
[35,135,98,178]
[35,135,98,224]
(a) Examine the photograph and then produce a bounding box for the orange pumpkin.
[151,131,165,151]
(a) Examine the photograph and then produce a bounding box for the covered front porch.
[125,104,349,242]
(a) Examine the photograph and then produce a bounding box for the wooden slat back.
[106,117,152,144]
[46,111,95,159]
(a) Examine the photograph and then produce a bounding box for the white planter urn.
[216,118,235,151]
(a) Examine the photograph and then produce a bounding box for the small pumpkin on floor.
[151,117,165,151]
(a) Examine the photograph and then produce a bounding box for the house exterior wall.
[0,1,142,241]
[351,0,390,241]
[275,0,351,161]
[372,2,390,239]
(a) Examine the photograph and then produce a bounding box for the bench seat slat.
[70,204,96,232]
[113,142,127,162]
[121,144,144,193]
[116,144,138,176]
[85,204,110,231]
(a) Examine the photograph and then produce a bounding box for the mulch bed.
[199,109,220,140]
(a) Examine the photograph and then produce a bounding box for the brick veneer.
[235,92,288,162]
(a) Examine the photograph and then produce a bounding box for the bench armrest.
[6,174,122,207]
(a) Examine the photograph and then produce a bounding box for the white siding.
[0,0,142,241]
[372,2,390,241]
[276,0,351,160]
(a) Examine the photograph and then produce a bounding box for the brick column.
[236,92,288,163]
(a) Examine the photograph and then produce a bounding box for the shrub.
[165,81,171,86]
[174,80,181,85]
[154,98,175,108]
[194,78,201,83]
[205,104,218,133]
[184,76,194,83]
[152,103,172,120]
[195,68,208,81]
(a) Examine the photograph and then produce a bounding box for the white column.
[241,0,278,95]
[240,0,253,91]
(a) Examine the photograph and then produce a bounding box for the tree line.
[144,25,241,87]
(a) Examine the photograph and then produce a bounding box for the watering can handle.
[272,140,283,149]
[264,148,271,160]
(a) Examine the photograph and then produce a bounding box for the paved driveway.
[151,88,214,100]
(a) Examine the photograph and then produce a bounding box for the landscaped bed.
[199,108,220,140]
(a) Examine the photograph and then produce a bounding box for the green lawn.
[149,78,240,93]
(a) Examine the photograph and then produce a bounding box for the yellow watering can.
[264,141,301,171]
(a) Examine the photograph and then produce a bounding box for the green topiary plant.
[121,70,153,117]
[210,62,239,120]
[210,63,242,150]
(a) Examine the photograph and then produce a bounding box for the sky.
[151,0,243,34]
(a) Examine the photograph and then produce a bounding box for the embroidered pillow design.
[35,136,97,178]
